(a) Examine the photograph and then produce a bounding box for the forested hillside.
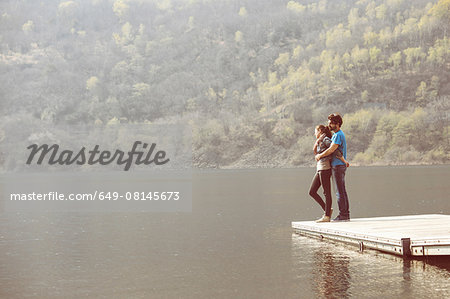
[0,0,449,168]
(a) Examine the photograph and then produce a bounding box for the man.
[315,113,350,221]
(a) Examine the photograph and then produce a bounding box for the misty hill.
[0,0,449,168]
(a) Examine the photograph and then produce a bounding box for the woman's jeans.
[332,165,350,218]
[309,168,332,217]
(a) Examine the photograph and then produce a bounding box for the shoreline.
[1,162,448,174]
[210,162,450,170]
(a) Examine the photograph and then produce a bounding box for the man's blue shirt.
[331,130,347,167]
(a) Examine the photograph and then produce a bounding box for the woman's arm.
[313,140,319,154]
[314,133,326,154]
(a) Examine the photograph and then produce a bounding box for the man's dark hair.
[328,113,343,127]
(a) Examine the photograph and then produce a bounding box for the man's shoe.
[315,215,331,223]
[332,215,350,222]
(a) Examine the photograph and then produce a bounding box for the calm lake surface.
[1,166,449,298]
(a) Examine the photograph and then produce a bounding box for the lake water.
[0,166,449,298]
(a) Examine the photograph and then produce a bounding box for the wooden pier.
[292,214,450,257]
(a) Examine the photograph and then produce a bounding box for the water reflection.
[291,234,352,298]
[291,233,450,298]
[312,247,350,298]
[402,258,412,280]
[418,256,450,272]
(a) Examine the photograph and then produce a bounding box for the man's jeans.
[332,165,350,218]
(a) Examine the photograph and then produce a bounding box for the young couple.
[309,113,350,223]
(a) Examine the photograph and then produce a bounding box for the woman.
[309,125,334,222]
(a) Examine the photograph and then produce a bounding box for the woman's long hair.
[316,125,332,138]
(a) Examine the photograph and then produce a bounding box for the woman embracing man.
[309,113,350,223]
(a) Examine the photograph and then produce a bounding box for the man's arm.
[315,143,338,161]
